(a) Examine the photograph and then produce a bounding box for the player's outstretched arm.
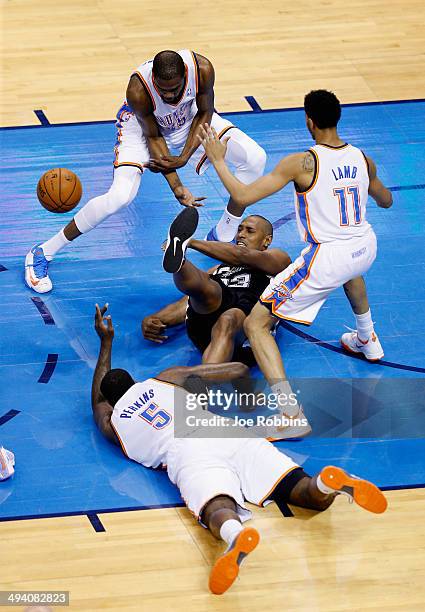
[142,296,189,343]
[365,155,393,208]
[92,304,119,446]
[197,124,298,206]
[156,362,249,387]
[189,239,291,275]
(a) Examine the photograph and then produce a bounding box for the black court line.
[1,98,424,130]
[87,513,106,532]
[245,96,263,112]
[33,110,51,126]
[0,264,7,272]
[282,321,425,374]
[0,484,424,522]
[30,297,55,325]
[38,353,58,384]
[390,184,425,192]
[0,409,20,427]
[272,212,296,229]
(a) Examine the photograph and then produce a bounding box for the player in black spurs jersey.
[142,208,290,365]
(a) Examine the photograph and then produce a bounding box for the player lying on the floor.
[93,303,388,596]
[144,207,311,441]
[142,208,290,366]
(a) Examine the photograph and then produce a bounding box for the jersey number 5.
[139,403,172,429]
[333,186,361,226]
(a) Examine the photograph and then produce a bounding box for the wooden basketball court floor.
[1,1,425,610]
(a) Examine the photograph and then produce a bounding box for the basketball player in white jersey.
[198,89,393,422]
[24,50,266,294]
[93,302,387,595]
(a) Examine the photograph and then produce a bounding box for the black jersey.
[185,263,270,355]
[210,264,270,301]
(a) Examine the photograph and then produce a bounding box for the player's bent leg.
[244,303,311,440]
[318,466,387,513]
[24,166,142,293]
[341,276,384,361]
[207,129,266,242]
[287,467,387,514]
[244,302,282,379]
[73,165,142,234]
[202,309,246,364]
[202,495,260,595]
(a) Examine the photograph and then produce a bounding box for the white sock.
[270,381,300,417]
[355,309,374,342]
[219,519,243,546]
[316,474,335,495]
[214,207,241,242]
[40,229,71,261]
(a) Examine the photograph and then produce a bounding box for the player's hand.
[197,123,229,163]
[95,303,114,342]
[144,155,188,172]
[142,316,168,343]
[173,185,205,208]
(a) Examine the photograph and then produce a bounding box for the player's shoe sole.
[163,208,199,273]
[321,465,387,514]
[209,527,260,595]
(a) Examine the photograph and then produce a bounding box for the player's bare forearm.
[371,180,393,208]
[180,110,213,161]
[365,154,393,208]
[152,296,188,327]
[91,339,112,408]
[142,297,188,343]
[190,239,251,265]
[157,362,249,386]
[189,240,290,275]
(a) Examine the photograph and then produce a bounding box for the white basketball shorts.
[113,102,235,175]
[260,228,377,325]
[166,437,299,525]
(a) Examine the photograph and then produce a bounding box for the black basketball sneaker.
[163,207,199,273]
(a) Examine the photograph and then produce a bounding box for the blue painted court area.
[0,101,424,519]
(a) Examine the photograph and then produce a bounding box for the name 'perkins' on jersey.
[295,143,371,244]
[132,49,199,147]
[111,379,176,468]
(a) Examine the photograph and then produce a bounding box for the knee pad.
[226,129,267,184]
[74,166,141,233]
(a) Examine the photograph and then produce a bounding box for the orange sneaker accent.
[209,527,260,595]
[340,339,383,361]
[321,466,388,514]
[29,272,40,286]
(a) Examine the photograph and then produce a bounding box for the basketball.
[37,168,82,213]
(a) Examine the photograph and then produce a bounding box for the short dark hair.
[247,214,273,238]
[304,89,341,129]
[100,368,135,406]
[153,50,185,81]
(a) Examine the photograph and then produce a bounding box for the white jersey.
[295,143,371,244]
[110,379,176,468]
[132,49,199,147]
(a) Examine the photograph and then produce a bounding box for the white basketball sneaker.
[340,330,384,361]
[265,405,312,441]
[0,447,15,481]
[25,244,52,293]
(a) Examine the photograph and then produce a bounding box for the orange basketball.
[37,168,82,213]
